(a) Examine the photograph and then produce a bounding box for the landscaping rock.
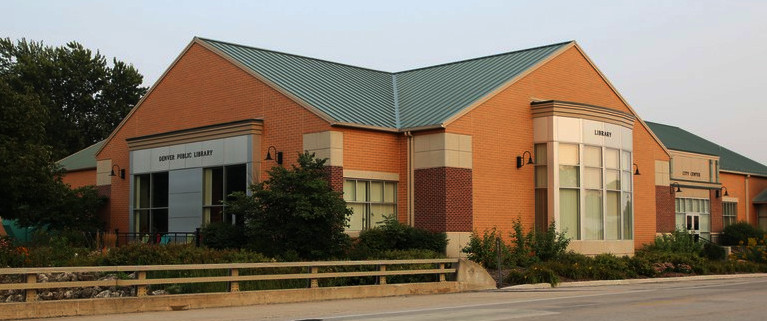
[151,290,168,296]
[95,290,111,298]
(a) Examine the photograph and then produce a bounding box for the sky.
[4,0,767,164]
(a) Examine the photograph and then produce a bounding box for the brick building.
[646,122,767,242]
[55,37,762,256]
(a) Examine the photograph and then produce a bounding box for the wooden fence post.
[379,265,387,285]
[137,271,147,297]
[25,273,36,302]
[310,267,319,288]
[439,263,446,282]
[229,268,239,292]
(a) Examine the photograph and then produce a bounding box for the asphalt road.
[32,276,767,321]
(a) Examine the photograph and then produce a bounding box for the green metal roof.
[58,140,104,171]
[646,122,767,177]
[754,189,767,204]
[198,38,571,130]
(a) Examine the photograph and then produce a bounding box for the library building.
[51,37,767,257]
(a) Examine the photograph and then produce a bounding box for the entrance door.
[685,213,700,235]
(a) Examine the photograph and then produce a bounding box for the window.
[758,205,767,231]
[133,172,169,234]
[534,144,548,231]
[556,143,633,241]
[675,197,711,240]
[343,179,396,231]
[203,164,247,225]
[723,202,737,228]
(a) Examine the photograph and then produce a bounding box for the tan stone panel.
[655,160,670,186]
[343,170,399,181]
[676,187,709,199]
[96,159,112,186]
[445,232,472,258]
[568,240,635,256]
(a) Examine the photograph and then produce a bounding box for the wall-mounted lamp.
[265,145,283,165]
[516,151,534,169]
[670,182,682,194]
[717,186,729,198]
[633,163,641,175]
[109,164,125,179]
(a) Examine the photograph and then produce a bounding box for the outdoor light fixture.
[516,151,534,169]
[109,164,125,179]
[633,163,641,175]
[671,182,682,194]
[717,186,729,198]
[265,145,283,165]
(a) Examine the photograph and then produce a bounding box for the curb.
[500,273,767,290]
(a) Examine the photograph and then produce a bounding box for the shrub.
[505,265,559,286]
[352,217,447,257]
[462,228,512,269]
[731,236,767,264]
[702,242,726,261]
[643,228,702,254]
[200,222,246,250]
[721,222,764,246]
[227,152,352,260]
[509,219,569,267]
[634,250,706,274]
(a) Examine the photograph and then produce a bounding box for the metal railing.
[112,229,200,247]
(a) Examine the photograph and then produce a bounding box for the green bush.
[721,222,764,246]
[643,228,702,254]
[462,228,512,269]
[505,265,559,286]
[509,219,570,267]
[351,217,447,258]
[228,152,352,260]
[200,222,246,250]
[702,242,726,261]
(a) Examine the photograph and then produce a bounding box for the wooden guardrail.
[0,259,459,302]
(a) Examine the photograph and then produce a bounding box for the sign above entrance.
[158,149,214,162]
[131,135,250,174]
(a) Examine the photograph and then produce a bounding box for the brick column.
[414,167,472,232]
[655,185,676,233]
[324,166,343,192]
[710,189,723,234]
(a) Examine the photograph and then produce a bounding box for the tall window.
[203,164,247,225]
[343,180,397,231]
[134,172,169,234]
[559,144,580,239]
[722,202,737,228]
[557,143,632,240]
[534,144,548,231]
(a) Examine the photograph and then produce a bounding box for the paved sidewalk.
[502,272,767,290]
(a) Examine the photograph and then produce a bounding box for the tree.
[226,153,352,260]
[0,38,146,159]
[0,38,127,230]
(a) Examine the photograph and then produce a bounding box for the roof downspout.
[405,131,414,227]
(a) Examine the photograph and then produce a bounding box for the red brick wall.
[414,167,473,232]
[324,166,343,192]
[97,42,331,232]
[710,189,723,234]
[446,46,669,247]
[61,169,96,189]
[656,186,676,233]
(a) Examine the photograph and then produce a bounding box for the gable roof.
[646,121,767,177]
[198,38,572,130]
[58,140,104,171]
